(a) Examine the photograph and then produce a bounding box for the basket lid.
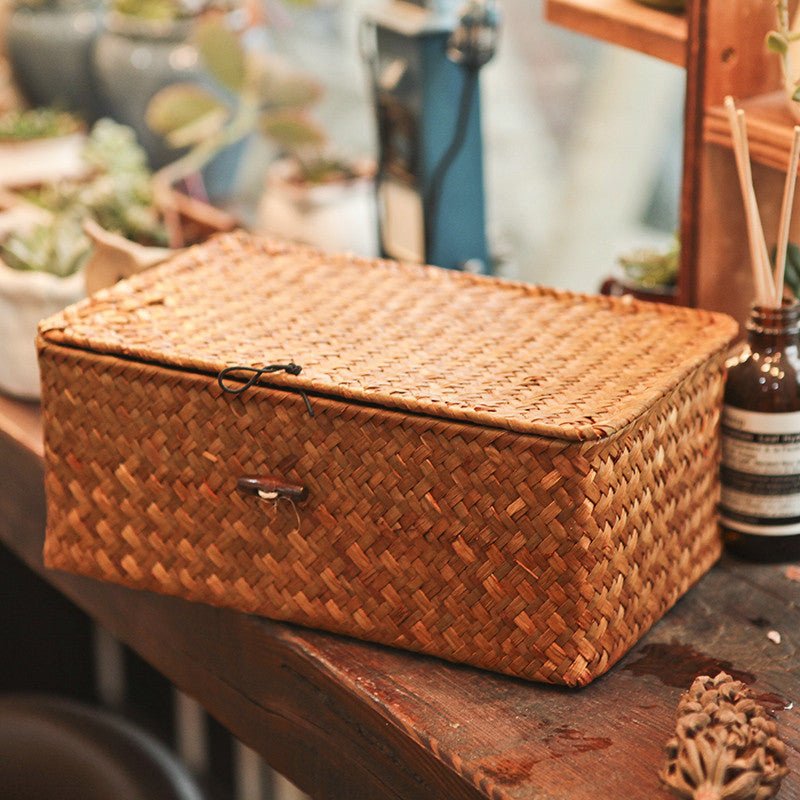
[40,232,738,441]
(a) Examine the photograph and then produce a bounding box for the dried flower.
[661,672,788,800]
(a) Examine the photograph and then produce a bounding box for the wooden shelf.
[544,0,687,68]
[705,91,800,173]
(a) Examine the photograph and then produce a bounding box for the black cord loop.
[217,363,315,417]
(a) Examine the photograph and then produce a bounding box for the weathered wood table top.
[0,394,798,800]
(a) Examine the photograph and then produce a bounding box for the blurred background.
[264,0,684,289]
[191,0,686,290]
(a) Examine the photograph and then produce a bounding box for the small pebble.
[767,630,782,645]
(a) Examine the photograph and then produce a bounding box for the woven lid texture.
[40,232,738,441]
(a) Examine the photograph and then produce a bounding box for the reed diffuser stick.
[724,96,775,306]
[774,126,800,306]
[738,110,775,304]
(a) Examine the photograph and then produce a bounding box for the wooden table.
[1,394,798,800]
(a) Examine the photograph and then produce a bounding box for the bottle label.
[720,406,800,536]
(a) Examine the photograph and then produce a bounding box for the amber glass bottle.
[721,301,800,562]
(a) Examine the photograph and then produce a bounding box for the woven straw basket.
[38,232,738,686]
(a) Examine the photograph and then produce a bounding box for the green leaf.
[787,241,800,271]
[166,107,229,148]
[246,53,323,109]
[259,111,326,153]
[785,242,800,297]
[793,85,800,103]
[766,30,789,55]
[771,242,800,300]
[195,20,245,93]
[146,83,227,137]
[113,0,182,21]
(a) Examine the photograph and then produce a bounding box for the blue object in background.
[366,5,490,273]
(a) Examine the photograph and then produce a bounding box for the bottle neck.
[747,302,800,351]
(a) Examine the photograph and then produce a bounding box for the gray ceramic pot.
[92,13,199,169]
[91,11,244,199]
[7,0,101,119]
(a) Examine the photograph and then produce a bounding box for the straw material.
[39,232,737,686]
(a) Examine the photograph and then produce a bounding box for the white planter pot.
[0,132,88,189]
[256,158,378,257]
[0,261,84,399]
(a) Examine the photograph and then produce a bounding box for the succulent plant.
[78,119,165,245]
[618,235,679,289]
[1,210,89,277]
[1,118,165,277]
[112,0,235,22]
[661,672,788,800]
[0,108,80,142]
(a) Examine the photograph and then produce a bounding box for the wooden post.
[683,0,795,321]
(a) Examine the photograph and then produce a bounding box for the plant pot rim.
[0,131,89,190]
[619,279,678,296]
[266,157,375,205]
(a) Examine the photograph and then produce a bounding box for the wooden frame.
[545,0,687,66]
[546,0,800,323]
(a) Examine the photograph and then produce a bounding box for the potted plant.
[0,108,88,188]
[146,17,375,252]
[91,0,242,174]
[256,153,377,256]
[7,0,101,119]
[0,207,87,398]
[0,116,233,398]
[602,236,679,304]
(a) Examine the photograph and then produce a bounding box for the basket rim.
[38,232,739,442]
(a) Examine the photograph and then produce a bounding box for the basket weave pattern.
[39,233,737,686]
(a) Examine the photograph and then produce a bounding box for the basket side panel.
[39,342,723,686]
[570,358,726,682]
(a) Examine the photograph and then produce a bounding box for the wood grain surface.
[544,0,687,68]
[0,400,797,800]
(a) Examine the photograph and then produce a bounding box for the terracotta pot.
[600,276,679,305]
[83,189,236,293]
